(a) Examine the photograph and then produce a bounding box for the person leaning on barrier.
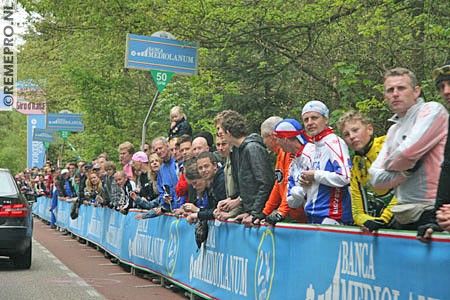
[418,61,450,241]
[215,132,237,201]
[337,110,397,232]
[102,161,125,209]
[369,67,448,231]
[180,158,208,223]
[195,151,226,220]
[132,151,159,201]
[215,110,274,227]
[152,136,182,212]
[114,170,136,214]
[83,172,104,207]
[300,100,353,225]
[253,117,308,225]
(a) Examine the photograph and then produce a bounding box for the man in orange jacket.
[254,117,307,225]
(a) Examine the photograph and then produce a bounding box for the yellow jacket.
[351,136,397,226]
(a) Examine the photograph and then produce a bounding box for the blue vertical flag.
[27,114,46,168]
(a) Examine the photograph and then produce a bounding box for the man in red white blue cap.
[300,100,353,225]
[271,118,314,222]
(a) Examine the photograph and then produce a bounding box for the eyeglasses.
[432,65,450,81]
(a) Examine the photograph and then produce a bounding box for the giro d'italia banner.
[34,196,450,300]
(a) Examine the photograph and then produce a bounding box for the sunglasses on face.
[432,65,450,81]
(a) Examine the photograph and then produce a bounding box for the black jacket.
[168,117,192,139]
[198,167,226,220]
[231,133,274,216]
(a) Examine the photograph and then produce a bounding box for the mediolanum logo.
[254,229,275,300]
[304,241,440,300]
[166,219,180,276]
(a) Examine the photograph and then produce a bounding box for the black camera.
[88,190,98,199]
[163,185,170,198]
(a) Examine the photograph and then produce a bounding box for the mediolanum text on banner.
[47,113,85,132]
[34,196,450,300]
[27,114,46,169]
[1,0,17,111]
[125,33,199,76]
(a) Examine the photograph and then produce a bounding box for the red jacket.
[175,172,189,198]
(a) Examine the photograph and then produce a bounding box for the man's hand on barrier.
[234,213,249,225]
[251,213,266,226]
[362,219,386,232]
[417,223,441,243]
[241,214,255,228]
[265,212,285,225]
[214,209,232,222]
[218,197,240,212]
[186,213,198,224]
[436,204,450,231]
[135,213,143,220]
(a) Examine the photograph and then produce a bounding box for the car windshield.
[0,171,18,196]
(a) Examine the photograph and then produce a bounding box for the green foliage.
[8,0,449,171]
[0,112,27,174]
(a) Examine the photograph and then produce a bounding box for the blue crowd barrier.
[33,196,450,300]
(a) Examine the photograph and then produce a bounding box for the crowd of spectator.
[15,63,450,246]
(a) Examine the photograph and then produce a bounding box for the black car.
[0,169,33,269]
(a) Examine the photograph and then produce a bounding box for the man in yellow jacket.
[337,110,397,232]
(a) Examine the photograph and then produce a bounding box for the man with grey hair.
[152,136,181,211]
[369,67,448,230]
[254,116,307,225]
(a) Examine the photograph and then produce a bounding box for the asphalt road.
[0,238,105,300]
[0,218,187,300]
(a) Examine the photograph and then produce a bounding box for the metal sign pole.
[141,90,159,151]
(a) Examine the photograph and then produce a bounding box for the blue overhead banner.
[125,34,199,75]
[34,196,450,300]
[27,114,46,168]
[47,113,84,131]
[33,128,56,143]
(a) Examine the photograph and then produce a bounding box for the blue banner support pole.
[141,90,159,151]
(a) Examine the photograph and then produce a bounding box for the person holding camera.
[83,173,104,207]
[114,170,136,214]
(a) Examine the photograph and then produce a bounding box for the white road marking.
[86,290,100,297]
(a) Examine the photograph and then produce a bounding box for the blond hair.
[170,106,187,120]
[118,141,135,154]
[336,110,371,133]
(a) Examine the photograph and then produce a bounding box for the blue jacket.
[157,156,181,210]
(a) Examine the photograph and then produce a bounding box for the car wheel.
[13,244,32,269]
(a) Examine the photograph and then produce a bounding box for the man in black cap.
[418,61,450,241]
